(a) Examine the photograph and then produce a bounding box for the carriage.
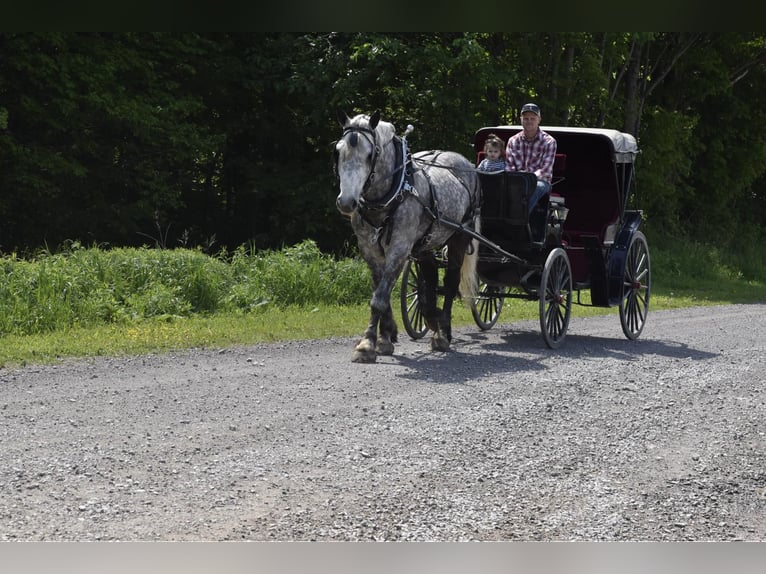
[399,124,650,349]
[334,112,649,362]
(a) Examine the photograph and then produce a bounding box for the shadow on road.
[386,324,719,385]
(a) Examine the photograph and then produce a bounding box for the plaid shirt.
[505,129,557,183]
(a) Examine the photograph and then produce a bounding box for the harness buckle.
[404,182,418,197]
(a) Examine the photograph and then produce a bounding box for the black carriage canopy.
[471,124,647,325]
[474,125,640,216]
[474,125,639,163]
[540,126,638,163]
[474,124,644,257]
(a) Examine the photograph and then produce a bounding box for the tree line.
[1,33,764,255]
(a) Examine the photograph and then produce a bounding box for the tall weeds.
[0,240,371,337]
[1,236,762,339]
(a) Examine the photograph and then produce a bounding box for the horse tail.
[458,215,480,302]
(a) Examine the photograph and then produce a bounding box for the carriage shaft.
[436,218,529,266]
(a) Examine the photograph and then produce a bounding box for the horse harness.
[335,124,473,250]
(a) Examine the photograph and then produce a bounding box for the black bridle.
[335,123,415,214]
[333,124,380,195]
[334,122,420,246]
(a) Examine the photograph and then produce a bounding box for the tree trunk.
[623,41,642,136]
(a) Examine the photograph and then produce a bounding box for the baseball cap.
[520,103,541,116]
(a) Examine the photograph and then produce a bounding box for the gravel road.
[1,303,764,541]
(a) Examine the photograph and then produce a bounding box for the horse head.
[334,110,396,216]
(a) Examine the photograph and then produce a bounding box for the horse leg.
[352,264,384,363]
[353,311,381,363]
[353,259,403,362]
[371,252,408,356]
[415,253,442,334]
[431,238,471,351]
[375,303,398,355]
[429,263,454,352]
[415,252,452,351]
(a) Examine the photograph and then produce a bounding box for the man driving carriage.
[504,103,557,215]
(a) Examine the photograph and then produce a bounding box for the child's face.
[486,146,502,158]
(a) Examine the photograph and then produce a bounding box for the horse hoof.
[376,340,395,355]
[352,340,377,363]
[352,350,377,363]
[430,335,450,352]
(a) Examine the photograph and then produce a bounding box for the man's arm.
[535,138,557,183]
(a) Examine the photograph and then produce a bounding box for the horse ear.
[369,110,380,130]
[336,110,350,127]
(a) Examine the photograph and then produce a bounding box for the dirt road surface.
[1,304,764,541]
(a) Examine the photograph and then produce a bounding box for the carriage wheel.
[400,258,429,339]
[539,247,572,349]
[471,282,506,330]
[619,231,651,340]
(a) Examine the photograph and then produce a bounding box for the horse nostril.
[336,196,356,214]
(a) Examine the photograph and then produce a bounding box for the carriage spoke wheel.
[539,247,572,349]
[471,282,506,330]
[400,259,429,339]
[619,231,651,340]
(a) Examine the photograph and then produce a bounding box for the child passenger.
[477,134,506,172]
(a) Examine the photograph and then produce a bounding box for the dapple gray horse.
[334,111,480,363]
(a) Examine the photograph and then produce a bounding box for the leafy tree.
[0,33,218,250]
[0,32,764,256]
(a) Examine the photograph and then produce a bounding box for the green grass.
[0,305,372,367]
[0,236,763,368]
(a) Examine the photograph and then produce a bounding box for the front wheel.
[471,282,506,330]
[539,247,572,349]
[400,259,429,339]
[619,231,651,340]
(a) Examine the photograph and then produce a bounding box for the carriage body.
[474,125,641,306]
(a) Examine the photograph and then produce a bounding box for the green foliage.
[0,240,371,337]
[0,237,763,368]
[682,34,766,244]
[1,33,765,256]
[225,239,371,310]
[652,230,766,285]
[638,107,698,231]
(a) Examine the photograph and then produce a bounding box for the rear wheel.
[471,282,506,330]
[619,231,651,339]
[539,248,572,349]
[400,259,429,339]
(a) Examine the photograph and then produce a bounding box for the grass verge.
[0,235,764,368]
[2,287,761,368]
